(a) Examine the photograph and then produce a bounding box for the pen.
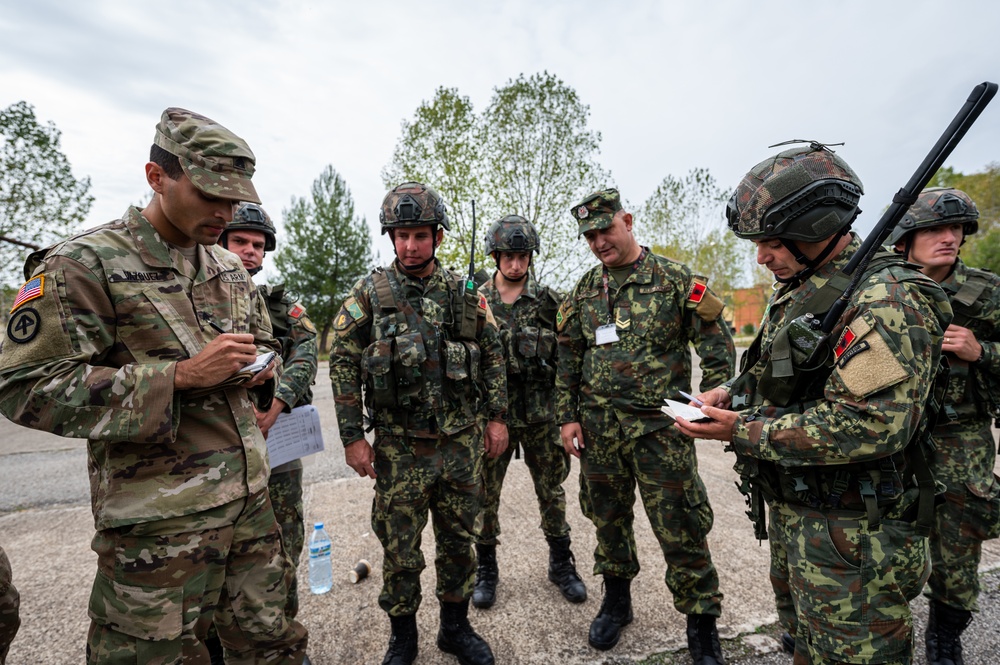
[678,390,704,407]
[208,320,227,335]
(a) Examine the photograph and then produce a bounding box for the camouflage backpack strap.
[948,269,992,328]
[370,267,398,315]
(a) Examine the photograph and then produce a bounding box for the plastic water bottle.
[309,522,332,594]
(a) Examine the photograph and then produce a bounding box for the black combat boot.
[780,631,795,655]
[588,575,633,650]
[471,543,498,609]
[546,535,587,603]
[382,613,418,665]
[687,614,726,665]
[926,599,973,665]
[437,599,495,665]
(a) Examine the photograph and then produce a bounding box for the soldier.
[556,188,735,663]
[0,108,309,663]
[472,215,586,610]
[0,545,18,665]
[676,143,952,665]
[887,187,1000,665]
[203,202,319,663]
[329,182,508,665]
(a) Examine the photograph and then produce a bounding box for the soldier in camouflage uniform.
[0,108,309,664]
[888,187,1000,665]
[677,144,953,665]
[472,215,586,610]
[199,202,317,663]
[329,182,508,665]
[0,545,18,664]
[556,188,735,663]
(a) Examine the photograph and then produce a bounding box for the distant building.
[721,286,769,335]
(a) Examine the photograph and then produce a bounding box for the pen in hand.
[678,390,705,407]
[208,320,227,335]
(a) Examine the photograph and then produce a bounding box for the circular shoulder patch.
[7,307,41,343]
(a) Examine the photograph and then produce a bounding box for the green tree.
[640,168,751,292]
[383,73,610,289]
[274,166,372,351]
[0,101,93,283]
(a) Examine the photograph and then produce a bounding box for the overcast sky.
[1,0,998,278]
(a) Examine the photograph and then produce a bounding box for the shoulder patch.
[288,304,304,319]
[334,296,368,333]
[688,278,707,304]
[833,312,912,398]
[11,275,44,313]
[555,298,575,332]
[479,294,488,310]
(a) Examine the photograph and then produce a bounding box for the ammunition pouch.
[362,339,397,409]
[452,289,481,341]
[362,332,427,410]
[756,314,833,407]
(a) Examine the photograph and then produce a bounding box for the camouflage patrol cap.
[727,144,863,242]
[485,215,540,255]
[379,182,449,234]
[154,107,260,203]
[887,187,979,247]
[571,188,622,236]
[227,202,277,251]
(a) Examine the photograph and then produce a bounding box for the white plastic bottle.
[308,522,333,594]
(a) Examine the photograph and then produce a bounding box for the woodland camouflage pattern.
[330,259,507,615]
[926,259,1000,612]
[570,188,623,236]
[154,107,260,204]
[0,545,18,664]
[556,249,734,615]
[887,187,980,246]
[726,235,952,664]
[478,275,570,544]
[261,283,319,620]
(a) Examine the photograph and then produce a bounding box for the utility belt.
[758,459,905,520]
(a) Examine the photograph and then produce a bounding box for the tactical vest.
[729,252,943,539]
[360,267,485,432]
[504,287,560,424]
[942,267,1000,423]
[261,285,313,407]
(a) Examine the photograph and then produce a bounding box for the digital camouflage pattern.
[154,107,260,204]
[378,182,449,232]
[887,187,980,247]
[0,545,18,664]
[330,260,506,443]
[726,144,863,242]
[232,203,277,251]
[925,259,1000,612]
[260,283,319,620]
[329,259,507,615]
[556,249,734,616]
[0,207,281,530]
[87,489,307,663]
[725,234,953,664]
[569,188,623,236]
[478,275,570,545]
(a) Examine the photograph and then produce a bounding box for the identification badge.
[595,323,619,345]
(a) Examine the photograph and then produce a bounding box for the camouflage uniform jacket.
[261,283,319,474]
[330,260,507,444]
[728,235,951,476]
[479,274,561,428]
[555,249,735,438]
[933,259,1000,490]
[0,207,281,530]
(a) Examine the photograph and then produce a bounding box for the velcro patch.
[834,327,857,359]
[834,312,912,399]
[688,279,707,303]
[555,299,574,332]
[11,275,44,312]
[219,271,247,283]
[288,304,304,319]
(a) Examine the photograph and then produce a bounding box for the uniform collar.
[123,206,243,281]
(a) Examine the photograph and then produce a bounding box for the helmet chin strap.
[776,230,847,285]
[494,252,531,283]
[247,265,263,276]
[393,226,438,275]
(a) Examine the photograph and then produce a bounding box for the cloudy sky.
[1,0,998,275]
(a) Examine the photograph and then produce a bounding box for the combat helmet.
[227,202,277,251]
[727,143,863,242]
[887,187,979,248]
[484,215,540,257]
[379,182,449,234]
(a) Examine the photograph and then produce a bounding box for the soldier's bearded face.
[226,229,267,271]
[904,224,963,271]
[156,171,238,247]
[583,212,640,268]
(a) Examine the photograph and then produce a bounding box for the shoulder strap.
[371,267,399,314]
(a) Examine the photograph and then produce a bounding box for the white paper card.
[661,399,711,422]
[265,404,325,468]
[595,323,619,345]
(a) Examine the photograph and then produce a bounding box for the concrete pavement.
[1,360,998,664]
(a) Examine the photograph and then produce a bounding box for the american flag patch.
[11,276,44,313]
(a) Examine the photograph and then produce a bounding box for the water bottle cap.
[314,522,324,529]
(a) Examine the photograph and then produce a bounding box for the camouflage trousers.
[87,489,308,665]
[0,545,19,665]
[372,427,483,617]
[579,426,722,616]
[478,421,571,545]
[769,501,929,665]
[269,462,305,619]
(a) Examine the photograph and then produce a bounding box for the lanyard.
[601,246,648,324]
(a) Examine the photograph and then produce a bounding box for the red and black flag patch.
[834,327,856,360]
[288,304,304,319]
[688,279,707,304]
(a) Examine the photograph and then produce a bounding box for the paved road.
[1,360,998,664]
